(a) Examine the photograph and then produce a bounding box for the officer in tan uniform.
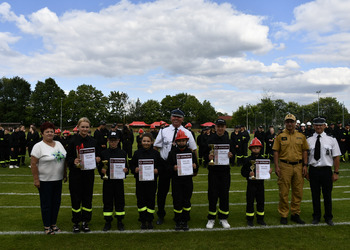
[273,114,309,225]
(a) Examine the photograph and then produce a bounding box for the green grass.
[1,135,350,249]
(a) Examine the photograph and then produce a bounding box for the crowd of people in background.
[0,112,347,234]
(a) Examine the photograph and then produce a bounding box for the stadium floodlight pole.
[316,90,321,116]
[60,97,63,130]
[246,103,249,132]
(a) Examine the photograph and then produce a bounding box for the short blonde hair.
[77,117,91,127]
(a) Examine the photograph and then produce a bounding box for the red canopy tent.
[200,122,215,127]
[128,121,150,127]
[150,121,169,127]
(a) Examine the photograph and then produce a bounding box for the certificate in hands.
[214,144,230,165]
[139,159,155,181]
[109,158,126,179]
[80,147,96,170]
[255,159,271,180]
[176,153,193,176]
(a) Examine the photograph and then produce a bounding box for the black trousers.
[309,166,333,221]
[156,169,171,218]
[0,146,6,165]
[172,177,193,222]
[136,179,157,222]
[38,180,62,227]
[246,180,265,220]
[10,147,19,166]
[207,168,231,220]
[103,179,125,222]
[69,169,95,224]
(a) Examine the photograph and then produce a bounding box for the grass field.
[1,135,350,249]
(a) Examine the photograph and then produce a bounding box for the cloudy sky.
[1,0,349,114]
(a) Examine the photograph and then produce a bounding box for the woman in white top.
[31,122,67,235]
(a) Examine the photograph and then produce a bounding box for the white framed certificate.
[138,159,155,181]
[256,159,271,180]
[80,147,96,170]
[214,144,230,165]
[176,153,193,176]
[110,158,126,179]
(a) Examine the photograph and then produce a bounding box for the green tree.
[141,100,162,124]
[0,76,31,124]
[30,78,66,126]
[64,84,108,126]
[197,100,217,125]
[108,91,129,123]
[127,98,143,122]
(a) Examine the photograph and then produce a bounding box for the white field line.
[1,185,350,196]
[1,222,350,235]
[1,197,350,209]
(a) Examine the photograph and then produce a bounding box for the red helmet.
[160,121,166,126]
[150,124,156,129]
[55,128,61,134]
[249,137,263,149]
[73,126,78,132]
[185,123,192,128]
[63,130,70,134]
[139,129,144,134]
[175,130,189,141]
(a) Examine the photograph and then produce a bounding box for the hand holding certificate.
[139,159,155,181]
[214,144,230,165]
[176,153,193,176]
[255,159,271,180]
[79,147,96,170]
[110,158,126,179]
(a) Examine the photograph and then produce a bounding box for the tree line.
[1,76,348,129]
[0,76,217,127]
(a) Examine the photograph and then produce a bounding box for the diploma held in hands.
[255,159,271,180]
[176,153,193,176]
[214,144,230,165]
[110,158,126,179]
[139,159,155,181]
[80,147,96,170]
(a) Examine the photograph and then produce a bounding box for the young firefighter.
[98,131,128,231]
[167,130,198,231]
[130,133,162,229]
[206,119,234,229]
[241,138,272,226]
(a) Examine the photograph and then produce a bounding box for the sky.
[1,0,350,115]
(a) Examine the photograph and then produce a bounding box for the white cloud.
[0,0,273,77]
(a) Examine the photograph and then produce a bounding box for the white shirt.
[154,124,197,160]
[31,141,67,181]
[307,132,341,167]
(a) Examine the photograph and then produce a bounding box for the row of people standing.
[0,124,40,168]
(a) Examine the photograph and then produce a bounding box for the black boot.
[103,222,111,231]
[257,214,266,226]
[246,216,254,227]
[117,221,125,231]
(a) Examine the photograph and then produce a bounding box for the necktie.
[314,134,321,161]
[172,127,178,143]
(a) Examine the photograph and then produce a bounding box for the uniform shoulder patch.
[282,137,287,141]
[296,137,302,140]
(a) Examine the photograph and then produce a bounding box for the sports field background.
[1,134,350,249]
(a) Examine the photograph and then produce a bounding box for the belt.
[280,159,302,165]
[309,165,331,168]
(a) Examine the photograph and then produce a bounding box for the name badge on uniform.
[282,137,287,141]
[326,149,330,156]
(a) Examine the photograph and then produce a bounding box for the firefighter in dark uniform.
[254,125,266,156]
[231,125,243,166]
[273,114,309,225]
[240,125,250,161]
[98,131,128,231]
[150,124,158,139]
[305,122,314,138]
[26,125,40,159]
[241,137,272,226]
[122,124,134,161]
[265,126,276,160]
[54,128,62,143]
[167,130,198,231]
[61,130,71,151]
[130,133,162,229]
[9,126,20,168]
[66,117,101,233]
[18,125,27,166]
[136,129,144,149]
[345,123,350,161]
[205,119,234,229]
[335,121,346,162]
[0,125,6,168]
[185,123,196,140]
[201,127,211,168]
[93,120,109,151]
[3,128,10,166]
